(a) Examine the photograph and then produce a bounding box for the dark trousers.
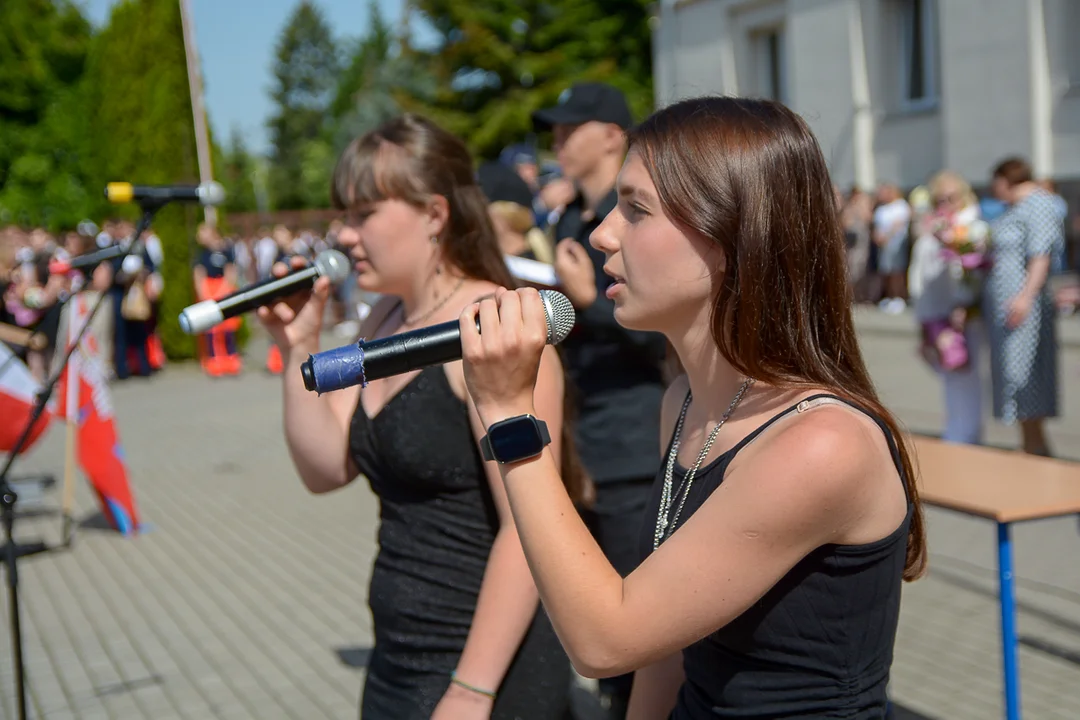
[581,476,655,717]
[110,288,150,379]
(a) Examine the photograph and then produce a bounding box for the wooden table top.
[912,436,1080,523]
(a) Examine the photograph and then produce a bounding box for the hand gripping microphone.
[301,289,576,394]
[179,249,351,334]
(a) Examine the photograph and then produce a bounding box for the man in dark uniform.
[533,83,668,719]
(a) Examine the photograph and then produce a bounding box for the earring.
[431,236,439,244]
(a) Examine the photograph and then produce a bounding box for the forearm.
[627,652,684,720]
[1021,255,1052,299]
[495,449,627,677]
[280,342,352,493]
[453,526,540,692]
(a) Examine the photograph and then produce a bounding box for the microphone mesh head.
[539,290,576,345]
[314,249,351,284]
[198,182,227,206]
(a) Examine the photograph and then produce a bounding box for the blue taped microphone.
[300,289,576,394]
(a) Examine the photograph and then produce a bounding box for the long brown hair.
[629,97,926,581]
[331,114,591,508]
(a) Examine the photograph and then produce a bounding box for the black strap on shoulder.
[726,393,908,499]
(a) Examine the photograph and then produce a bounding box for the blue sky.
[78,0,429,155]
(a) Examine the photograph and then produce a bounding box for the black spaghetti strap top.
[638,394,912,719]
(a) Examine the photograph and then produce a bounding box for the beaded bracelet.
[450,671,497,700]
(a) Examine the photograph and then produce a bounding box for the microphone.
[105,181,226,206]
[178,249,351,334]
[48,241,141,274]
[300,289,576,394]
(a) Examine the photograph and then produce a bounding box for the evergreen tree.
[0,0,95,229]
[221,126,258,214]
[83,0,203,359]
[331,0,435,153]
[266,0,339,210]
[410,0,655,159]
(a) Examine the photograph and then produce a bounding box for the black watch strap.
[480,416,551,463]
[480,434,495,462]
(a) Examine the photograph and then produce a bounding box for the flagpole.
[60,300,81,547]
[179,0,217,227]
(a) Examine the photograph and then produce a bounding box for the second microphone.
[301,289,577,394]
[178,249,351,335]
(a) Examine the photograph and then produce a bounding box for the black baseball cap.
[532,82,633,131]
[478,161,535,208]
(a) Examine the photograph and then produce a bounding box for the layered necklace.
[653,378,755,550]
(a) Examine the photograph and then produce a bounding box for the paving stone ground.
[1,309,1078,719]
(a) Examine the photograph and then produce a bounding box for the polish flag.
[0,343,52,454]
[56,295,141,535]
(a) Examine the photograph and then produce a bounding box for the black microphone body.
[301,289,576,393]
[105,181,225,206]
[48,242,135,274]
[179,249,350,334]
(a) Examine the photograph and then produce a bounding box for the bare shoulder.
[726,400,906,545]
[358,295,403,340]
[461,279,501,304]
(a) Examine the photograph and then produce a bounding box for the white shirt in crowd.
[255,236,277,280]
[872,199,912,247]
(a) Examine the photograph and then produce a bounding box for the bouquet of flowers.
[920,210,992,310]
[914,209,992,372]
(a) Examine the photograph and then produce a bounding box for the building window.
[752,27,786,103]
[1067,2,1080,85]
[898,0,937,108]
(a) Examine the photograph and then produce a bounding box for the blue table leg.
[998,522,1021,720]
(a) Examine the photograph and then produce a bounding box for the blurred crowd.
[837,160,1078,456]
[1,220,165,383]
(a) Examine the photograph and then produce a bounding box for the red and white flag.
[0,342,53,454]
[57,294,141,535]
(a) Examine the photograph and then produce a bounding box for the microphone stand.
[0,202,163,720]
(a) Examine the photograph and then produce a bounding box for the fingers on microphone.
[459,302,482,358]
[517,288,547,348]
[273,302,296,325]
[496,288,522,343]
[478,296,502,355]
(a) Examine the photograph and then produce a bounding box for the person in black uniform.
[457,97,927,720]
[258,114,586,719]
[532,82,667,718]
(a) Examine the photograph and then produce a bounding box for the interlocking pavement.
[0,311,1078,719]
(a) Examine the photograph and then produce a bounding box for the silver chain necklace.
[402,277,465,327]
[654,378,754,550]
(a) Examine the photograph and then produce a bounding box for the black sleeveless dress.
[639,394,912,719]
[348,366,571,719]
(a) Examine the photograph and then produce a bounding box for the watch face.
[489,419,545,462]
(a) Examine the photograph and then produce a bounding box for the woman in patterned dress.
[984,157,1063,456]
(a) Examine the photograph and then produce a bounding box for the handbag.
[121,280,152,321]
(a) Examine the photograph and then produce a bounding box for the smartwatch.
[479,415,551,464]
